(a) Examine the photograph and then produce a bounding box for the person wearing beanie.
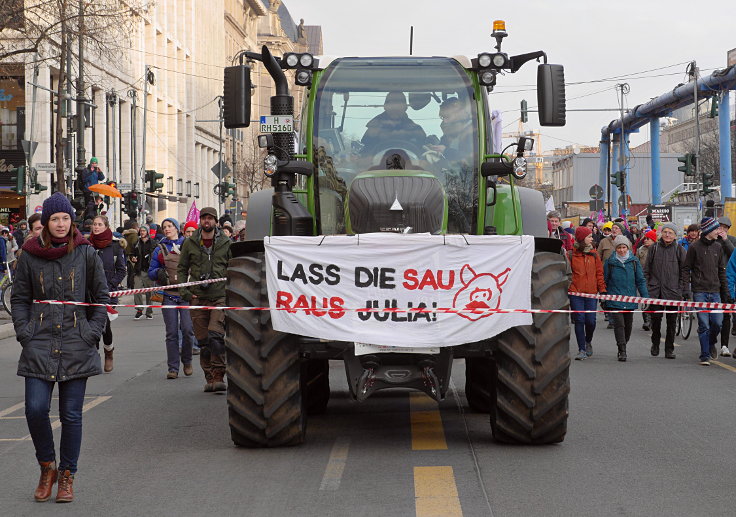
[149,217,194,379]
[635,229,658,331]
[178,206,232,392]
[81,157,105,207]
[645,221,688,359]
[131,224,155,321]
[88,215,127,372]
[569,225,606,360]
[182,220,198,238]
[715,217,736,355]
[684,217,728,365]
[11,191,109,502]
[604,235,649,361]
[12,218,29,247]
[598,220,624,264]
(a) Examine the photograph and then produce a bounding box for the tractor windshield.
[310,57,479,234]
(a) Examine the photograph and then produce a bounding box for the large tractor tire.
[224,253,306,447]
[464,357,494,413]
[490,251,571,444]
[302,359,330,415]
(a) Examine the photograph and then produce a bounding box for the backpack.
[158,242,181,294]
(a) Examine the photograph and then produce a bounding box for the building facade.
[0,0,322,228]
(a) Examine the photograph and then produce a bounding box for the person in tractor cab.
[361,91,426,153]
[425,98,474,163]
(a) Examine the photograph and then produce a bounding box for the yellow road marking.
[319,437,350,491]
[414,466,463,517]
[409,393,446,450]
[711,360,736,373]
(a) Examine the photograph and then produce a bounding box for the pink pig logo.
[452,265,511,321]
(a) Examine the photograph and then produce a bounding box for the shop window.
[0,76,25,151]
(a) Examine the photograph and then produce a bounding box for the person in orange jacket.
[569,226,607,360]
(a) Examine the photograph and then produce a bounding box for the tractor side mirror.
[537,64,566,127]
[223,65,252,128]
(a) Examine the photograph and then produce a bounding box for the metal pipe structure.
[650,117,661,204]
[600,65,736,207]
[719,90,732,200]
[611,136,620,213]
[598,134,610,209]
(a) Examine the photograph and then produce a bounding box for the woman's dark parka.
[12,237,110,381]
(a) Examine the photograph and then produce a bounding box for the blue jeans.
[25,377,87,474]
[163,296,193,372]
[693,292,723,361]
[569,295,597,351]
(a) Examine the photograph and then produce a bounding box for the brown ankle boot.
[55,469,74,503]
[104,348,114,373]
[34,461,57,502]
[212,368,227,392]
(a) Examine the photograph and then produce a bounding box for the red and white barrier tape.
[568,291,735,311]
[110,277,226,297]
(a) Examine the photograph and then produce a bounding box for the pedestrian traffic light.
[702,170,715,196]
[10,165,27,195]
[520,99,528,123]
[30,168,48,194]
[611,170,625,191]
[678,153,697,178]
[145,169,164,193]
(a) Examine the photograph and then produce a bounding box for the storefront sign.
[648,204,672,223]
[265,234,534,348]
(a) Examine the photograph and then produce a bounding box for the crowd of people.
[550,210,736,366]
[9,191,237,504]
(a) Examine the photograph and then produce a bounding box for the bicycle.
[0,261,13,314]
[678,305,694,340]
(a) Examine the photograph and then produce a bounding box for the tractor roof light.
[264,154,278,177]
[491,53,508,68]
[477,53,492,68]
[479,70,496,88]
[491,19,508,52]
[295,69,313,87]
[299,53,314,68]
[284,53,299,68]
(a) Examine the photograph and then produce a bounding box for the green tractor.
[223,22,570,447]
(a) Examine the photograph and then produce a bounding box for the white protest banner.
[264,233,534,348]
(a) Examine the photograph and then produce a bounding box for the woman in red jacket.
[569,226,607,360]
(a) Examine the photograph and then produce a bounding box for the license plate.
[354,342,440,356]
[259,115,293,133]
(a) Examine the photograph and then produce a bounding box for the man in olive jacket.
[178,207,232,392]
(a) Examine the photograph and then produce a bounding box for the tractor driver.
[361,91,427,154]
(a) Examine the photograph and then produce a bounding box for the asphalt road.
[0,309,734,516]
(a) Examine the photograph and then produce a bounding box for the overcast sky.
[284,0,736,151]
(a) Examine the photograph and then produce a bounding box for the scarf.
[615,250,630,263]
[89,227,113,250]
[22,226,90,261]
[574,241,593,253]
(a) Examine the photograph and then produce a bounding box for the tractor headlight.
[512,156,528,179]
[264,154,278,177]
[492,53,508,68]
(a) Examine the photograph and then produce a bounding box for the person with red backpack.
[148,218,194,379]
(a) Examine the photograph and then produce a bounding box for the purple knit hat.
[41,193,76,226]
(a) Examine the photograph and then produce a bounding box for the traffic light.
[218,181,237,203]
[678,153,697,178]
[520,99,528,123]
[124,191,140,218]
[611,170,626,191]
[145,169,164,193]
[710,97,719,118]
[10,166,27,195]
[702,170,715,196]
[52,95,70,117]
[30,168,48,194]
